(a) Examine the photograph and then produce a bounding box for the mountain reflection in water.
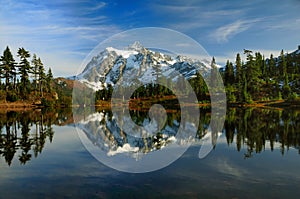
[75,107,300,159]
[1,107,300,166]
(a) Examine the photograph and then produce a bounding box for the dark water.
[0,107,300,198]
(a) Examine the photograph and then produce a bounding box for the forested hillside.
[221,47,300,103]
[0,46,71,106]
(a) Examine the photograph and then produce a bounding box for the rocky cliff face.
[76,42,212,91]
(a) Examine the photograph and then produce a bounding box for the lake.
[0,107,299,198]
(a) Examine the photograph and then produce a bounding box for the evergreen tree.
[235,53,242,85]
[244,49,261,98]
[11,58,17,91]
[255,52,263,78]
[46,68,53,93]
[224,60,236,102]
[17,47,31,95]
[263,55,270,85]
[224,60,234,86]
[189,72,208,101]
[31,54,39,95]
[286,53,294,77]
[235,53,242,101]
[278,50,285,79]
[268,54,276,77]
[37,58,46,97]
[280,50,291,98]
[0,46,15,91]
[210,57,218,89]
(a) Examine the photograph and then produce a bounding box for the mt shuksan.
[77,42,212,91]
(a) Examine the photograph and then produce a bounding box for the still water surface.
[0,107,299,198]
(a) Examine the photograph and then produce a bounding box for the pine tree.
[224,60,234,86]
[11,58,17,90]
[37,58,46,97]
[255,52,263,79]
[46,68,53,93]
[235,53,242,102]
[0,46,16,91]
[279,50,285,79]
[17,47,31,95]
[224,60,236,102]
[252,52,263,98]
[262,55,270,85]
[268,54,276,80]
[235,53,242,85]
[244,49,261,98]
[190,72,208,101]
[31,54,39,95]
[210,57,218,90]
[280,50,291,98]
[286,53,294,78]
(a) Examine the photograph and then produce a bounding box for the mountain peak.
[78,43,212,91]
[126,41,144,51]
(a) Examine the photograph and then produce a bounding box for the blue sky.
[1,0,300,76]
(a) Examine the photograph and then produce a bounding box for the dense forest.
[0,46,72,106]
[221,48,300,103]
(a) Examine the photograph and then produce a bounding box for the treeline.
[0,46,54,102]
[222,49,300,103]
[95,48,300,104]
[95,70,212,103]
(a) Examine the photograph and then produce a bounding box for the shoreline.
[1,98,299,111]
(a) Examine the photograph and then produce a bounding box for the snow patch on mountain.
[76,42,212,91]
[106,47,138,58]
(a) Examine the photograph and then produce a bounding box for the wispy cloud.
[265,18,300,31]
[90,2,106,11]
[0,0,122,76]
[76,1,107,14]
[1,0,299,77]
[151,1,247,31]
[211,19,260,43]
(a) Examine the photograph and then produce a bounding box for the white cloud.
[78,1,107,14]
[265,17,300,31]
[0,22,122,76]
[151,2,246,32]
[0,0,122,76]
[211,19,260,43]
[91,2,106,10]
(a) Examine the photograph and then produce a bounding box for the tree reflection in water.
[77,107,300,159]
[224,108,300,158]
[0,108,72,166]
[1,107,299,166]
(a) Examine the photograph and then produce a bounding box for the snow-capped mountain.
[77,41,212,91]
